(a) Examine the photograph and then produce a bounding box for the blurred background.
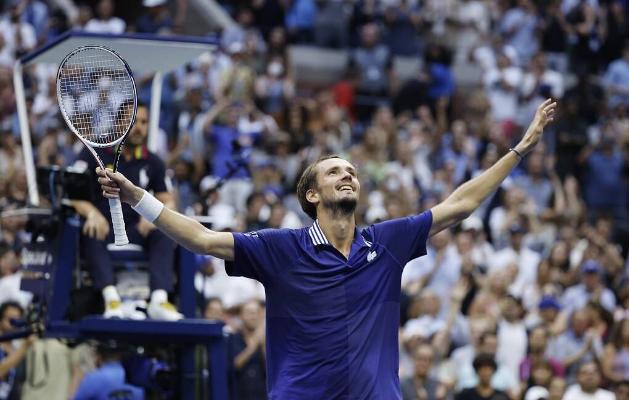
[0,0,629,399]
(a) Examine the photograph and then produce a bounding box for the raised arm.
[429,98,557,236]
[96,167,235,260]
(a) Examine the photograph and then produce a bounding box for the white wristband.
[131,190,164,223]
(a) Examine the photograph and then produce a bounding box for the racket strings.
[58,48,135,146]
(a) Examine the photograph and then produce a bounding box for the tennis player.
[97,99,556,399]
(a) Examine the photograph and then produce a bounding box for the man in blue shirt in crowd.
[97,100,556,399]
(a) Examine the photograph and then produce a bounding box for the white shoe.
[102,286,124,318]
[103,299,124,319]
[147,301,183,321]
[147,289,183,321]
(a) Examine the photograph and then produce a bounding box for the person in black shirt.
[455,354,510,400]
[72,103,181,321]
[227,300,267,400]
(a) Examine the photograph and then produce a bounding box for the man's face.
[128,106,148,146]
[309,158,360,217]
[240,301,261,331]
[0,306,21,333]
[413,345,433,378]
[577,363,600,393]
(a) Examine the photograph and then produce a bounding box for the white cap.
[143,0,167,7]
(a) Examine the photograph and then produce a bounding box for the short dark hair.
[473,353,497,372]
[0,301,23,321]
[296,155,342,220]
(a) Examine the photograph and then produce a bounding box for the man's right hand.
[83,209,110,241]
[96,167,143,206]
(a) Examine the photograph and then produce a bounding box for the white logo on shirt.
[367,250,377,262]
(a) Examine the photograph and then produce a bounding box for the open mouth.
[337,185,354,193]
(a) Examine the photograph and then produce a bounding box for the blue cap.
[581,259,602,274]
[538,295,561,310]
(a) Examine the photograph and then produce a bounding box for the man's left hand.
[516,98,557,155]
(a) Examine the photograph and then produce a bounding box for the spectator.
[454,353,510,400]
[283,0,317,43]
[0,301,35,400]
[601,318,629,384]
[519,326,565,383]
[83,0,126,34]
[72,343,143,400]
[349,23,394,121]
[602,41,629,109]
[400,343,449,400]
[227,300,267,400]
[561,260,616,315]
[0,0,36,60]
[548,309,603,383]
[500,0,540,65]
[562,361,616,400]
[450,331,518,394]
[135,0,173,34]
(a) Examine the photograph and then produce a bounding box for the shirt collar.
[308,220,372,248]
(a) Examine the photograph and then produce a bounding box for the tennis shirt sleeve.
[372,210,433,266]
[225,229,292,284]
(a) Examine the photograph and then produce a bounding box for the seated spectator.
[455,353,510,400]
[0,301,35,400]
[561,260,616,315]
[401,343,449,400]
[547,309,603,383]
[562,361,616,400]
[0,241,31,308]
[450,331,518,394]
[519,326,565,383]
[601,318,629,384]
[72,342,143,400]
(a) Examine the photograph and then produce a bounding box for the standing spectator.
[602,41,629,109]
[483,52,522,131]
[349,23,394,121]
[0,0,36,60]
[455,353,510,400]
[562,362,616,400]
[83,0,126,34]
[513,151,553,214]
[500,0,540,65]
[496,295,528,384]
[227,300,267,400]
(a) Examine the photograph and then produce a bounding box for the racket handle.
[108,198,129,246]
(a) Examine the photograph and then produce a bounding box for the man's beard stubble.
[322,197,357,218]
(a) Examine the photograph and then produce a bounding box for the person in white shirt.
[83,0,126,34]
[563,361,616,400]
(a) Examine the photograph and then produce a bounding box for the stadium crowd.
[0,0,629,399]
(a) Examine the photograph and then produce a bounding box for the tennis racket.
[56,45,137,246]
